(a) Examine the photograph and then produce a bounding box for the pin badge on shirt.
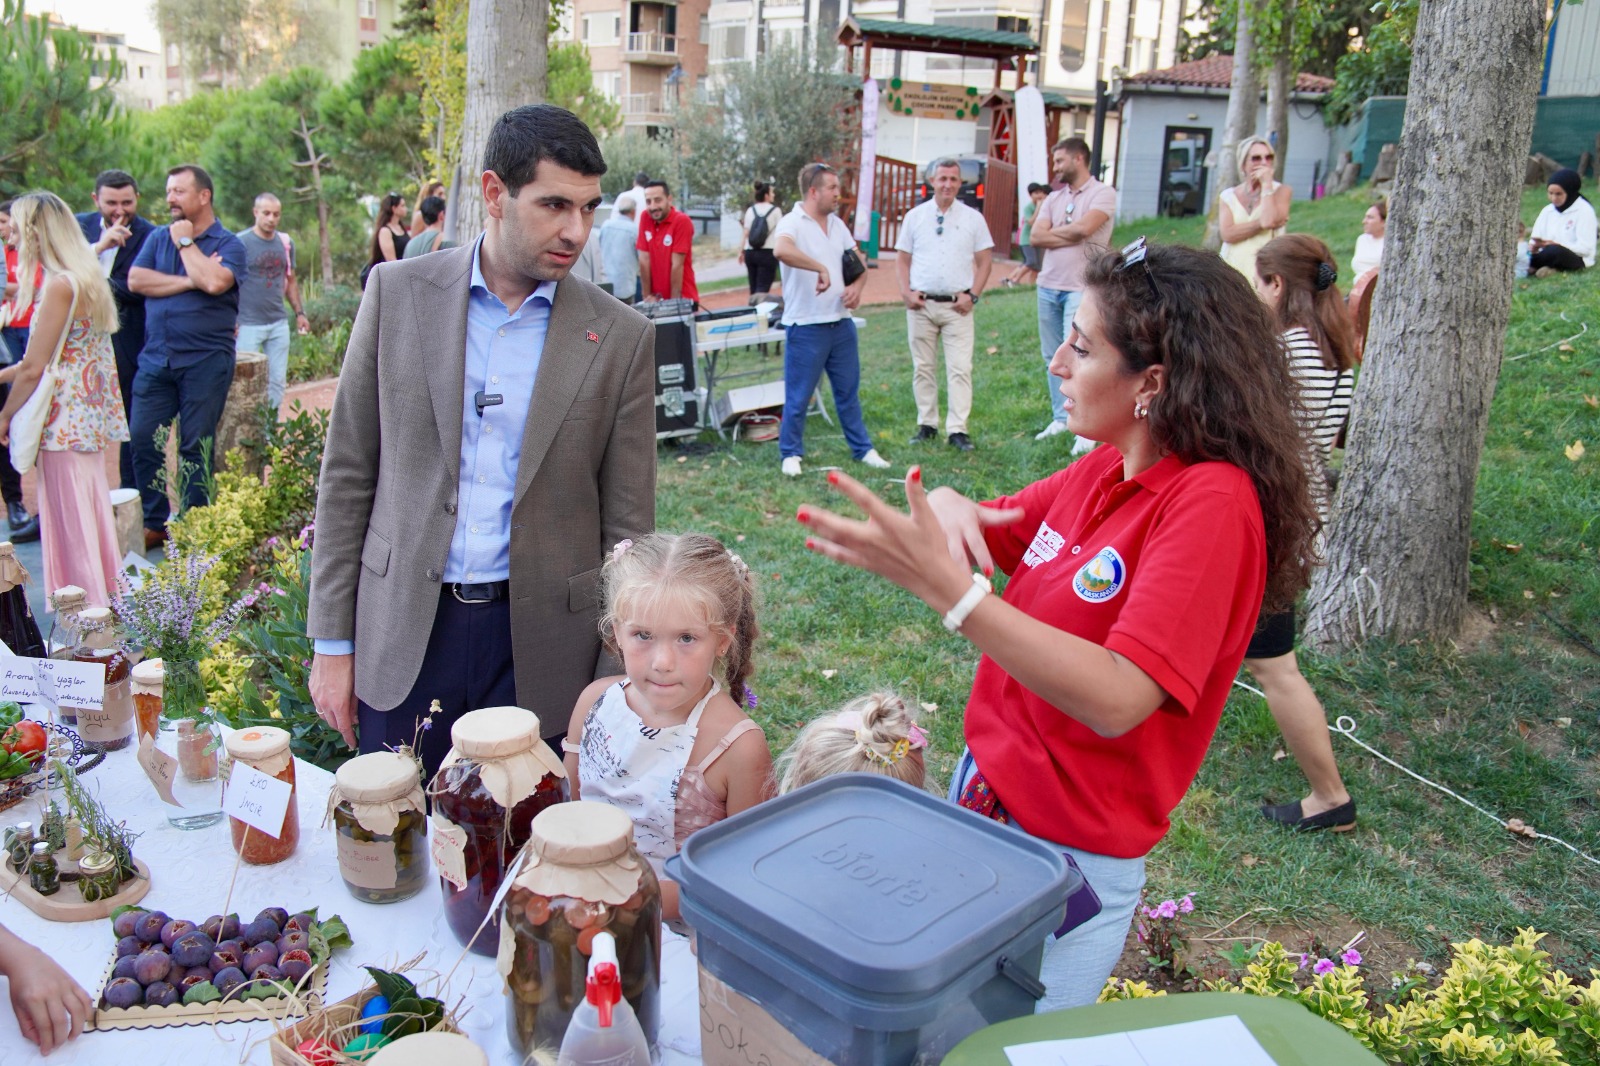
[586,331,600,343]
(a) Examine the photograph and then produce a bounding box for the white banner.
[1015,85,1050,213]
[854,78,880,245]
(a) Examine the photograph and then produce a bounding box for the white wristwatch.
[942,572,992,632]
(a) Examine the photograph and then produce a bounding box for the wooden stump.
[1525,153,1562,187]
[109,488,141,562]
[216,350,268,476]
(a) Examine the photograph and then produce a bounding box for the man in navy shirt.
[129,164,247,549]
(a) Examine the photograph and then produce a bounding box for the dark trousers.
[357,589,523,783]
[745,248,778,297]
[130,350,236,529]
[111,320,143,489]
[1530,244,1587,273]
[0,328,28,507]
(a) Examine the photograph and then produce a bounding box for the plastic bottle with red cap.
[556,931,651,1066]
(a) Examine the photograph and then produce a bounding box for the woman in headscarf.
[1529,168,1595,276]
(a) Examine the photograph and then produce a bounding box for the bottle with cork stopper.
[65,606,136,752]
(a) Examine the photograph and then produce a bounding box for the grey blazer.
[307,243,657,736]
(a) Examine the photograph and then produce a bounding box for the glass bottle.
[76,849,121,903]
[0,544,46,661]
[224,726,300,864]
[430,706,567,957]
[330,751,428,904]
[4,821,34,872]
[28,841,59,896]
[502,803,662,1058]
[63,607,136,752]
[142,660,223,830]
[45,586,87,726]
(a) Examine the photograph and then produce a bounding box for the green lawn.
[656,184,1600,976]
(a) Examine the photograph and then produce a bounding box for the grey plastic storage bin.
[666,774,1080,1065]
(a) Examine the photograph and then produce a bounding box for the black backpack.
[748,205,775,249]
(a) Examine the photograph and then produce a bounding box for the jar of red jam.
[130,658,163,744]
[65,607,135,752]
[500,802,661,1057]
[429,707,567,956]
[224,726,300,864]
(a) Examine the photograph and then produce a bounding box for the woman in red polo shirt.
[798,240,1318,1009]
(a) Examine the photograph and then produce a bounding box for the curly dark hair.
[1084,243,1318,611]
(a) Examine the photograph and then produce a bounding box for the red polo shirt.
[3,247,43,328]
[967,445,1267,858]
[636,207,698,301]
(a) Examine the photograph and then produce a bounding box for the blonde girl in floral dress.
[0,192,129,605]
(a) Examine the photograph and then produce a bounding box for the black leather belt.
[922,293,958,302]
[449,580,510,604]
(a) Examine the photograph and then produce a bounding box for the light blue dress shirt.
[314,237,556,657]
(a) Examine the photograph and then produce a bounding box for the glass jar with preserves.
[76,849,121,903]
[4,821,35,872]
[28,841,60,896]
[224,726,300,864]
[63,607,136,752]
[130,657,163,743]
[500,803,661,1057]
[46,586,87,725]
[429,706,567,957]
[329,751,428,904]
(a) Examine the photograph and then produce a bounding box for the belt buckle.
[451,582,490,604]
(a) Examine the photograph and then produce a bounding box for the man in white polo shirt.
[771,162,891,478]
[896,158,994,451]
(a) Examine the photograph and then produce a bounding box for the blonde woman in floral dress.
[0,192,129,605]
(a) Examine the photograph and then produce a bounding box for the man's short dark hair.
[634,171,651,186]
[419,196,446,225]
[1027,182,1050,195]
[483,104,606,197]
[644,179,670,196]
[1053,138,1091,164]
[95,170,139,195]
[167,163,214,197]
[0,201,11,215]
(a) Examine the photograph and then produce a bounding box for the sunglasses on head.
[1114,236,1161,301]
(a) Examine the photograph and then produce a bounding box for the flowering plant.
[1136,892,1196,978]
[112,550,252,663]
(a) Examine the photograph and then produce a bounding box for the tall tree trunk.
[1202,0,1260,251]
[1304,0,1544,651]
[455,0,550,238]
[1265,0,1295,183]
[291,114,335,282]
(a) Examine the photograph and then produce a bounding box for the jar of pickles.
[224,726,300,864]
[429,707,567,957]
[62,607,136,752]
[500,802,661,1058]
[329,751,429,904]
[130,658,163,743]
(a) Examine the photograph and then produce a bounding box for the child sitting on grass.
[775,692,927,794]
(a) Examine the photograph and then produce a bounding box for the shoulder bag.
[9,276,78,476]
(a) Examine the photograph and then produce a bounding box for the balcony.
[622,92,670,123]
[624,31,679,64]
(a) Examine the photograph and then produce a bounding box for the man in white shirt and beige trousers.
[896,158,993,451]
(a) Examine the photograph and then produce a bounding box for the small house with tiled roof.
[1109,54,1334,223]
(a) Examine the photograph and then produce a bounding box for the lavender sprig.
[111,549,254,662]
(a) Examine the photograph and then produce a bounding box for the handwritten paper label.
[222,760,292,839]
[77,696,132,743]
[337,835,398,890]
[136,733,181,806]
[431,815,468,890]
[0,658,106,707]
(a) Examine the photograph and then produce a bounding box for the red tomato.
[1,720,46,756]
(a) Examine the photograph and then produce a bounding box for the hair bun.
[1314,262,1337,292]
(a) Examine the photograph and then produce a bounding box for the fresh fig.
[115,935,142,959]
[112,910,142,939]
[241,941,278,974]
[133,951,172,986]
[278,949,313,983]
[134,910,169,944]
[160,918,197,949]
[102,976,143,1009]
[250,963,285,986]
[212,966,247,998]
[209,944,242,975]
[255,907,289,929]
[176,968,212,993]
[111,955,140,982]
[276,930,310,956]
[171,931,216,969]
[241,917,280,946]
[284,912,315,934]
[144,981,179,1007]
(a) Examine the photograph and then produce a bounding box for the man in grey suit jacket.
[307,105,657,771]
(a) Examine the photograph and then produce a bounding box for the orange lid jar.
[224,726,300,864]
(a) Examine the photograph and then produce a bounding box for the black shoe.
[948,432,975,452]
[6,501,38,544]
[909,425,937,443]
[1260,798,1357,833]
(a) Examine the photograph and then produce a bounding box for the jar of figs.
[429,707,567,957]
[500,803,661,1057]
[329,751,429,904]
[62,607,136,752]
[224,726,300,864]
[130,658,163,743]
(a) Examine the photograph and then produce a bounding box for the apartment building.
[41,17,165,112]
[561,0,713,132]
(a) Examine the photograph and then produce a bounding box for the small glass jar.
[28,841,60,896]
[4,821,35,873]
[64,607,136,752]
[130,657,163,744]
[330,751,429,904]
[501,802,661,1057]
[46,586,87,725]
[224,726,300,864]
[76,849,121,903]
[430,707,567,957]
[145,660,224,830]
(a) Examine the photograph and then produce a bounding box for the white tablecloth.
[0,732,702,1065]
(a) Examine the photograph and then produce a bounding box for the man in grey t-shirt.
[235,192,308,409]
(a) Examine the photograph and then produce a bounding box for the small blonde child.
[565,532,774,920]
[775,692,927,794]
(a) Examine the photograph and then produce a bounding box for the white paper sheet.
[1004,1015,1279,1066]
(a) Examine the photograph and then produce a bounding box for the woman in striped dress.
[1246,234,1356,832]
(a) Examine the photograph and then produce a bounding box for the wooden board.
[89,952,329,1032]
[0,857,150,922]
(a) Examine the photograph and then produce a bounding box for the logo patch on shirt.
[1072,547,1126,603]
[663,234,674,248]
[1022,521,1065,568]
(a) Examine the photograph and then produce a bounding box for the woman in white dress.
[1219,137,1292,279]
[1351,198,1386,278]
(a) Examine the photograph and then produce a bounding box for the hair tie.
[610,539,633,562]
[727,551,749,578]
[1314,262,1337,292]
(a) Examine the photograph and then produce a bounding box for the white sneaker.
[1035,420,1070,440]
[1071,435,1097,456]
[781,456,803,477]
[859,448,891,469]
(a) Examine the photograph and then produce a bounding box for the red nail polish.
[910,466,922,483]
[984,565,994,577]
[827,470,840,485]
[805,537,816,550]
[796,507,809,523]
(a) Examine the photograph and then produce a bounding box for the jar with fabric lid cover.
[66,607,136,752]
[500,802,661,1057]
[429,706,567,957]
[329,751,429,903]
[224,726,300,864]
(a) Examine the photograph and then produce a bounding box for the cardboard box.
[711,381,787,428]
[698,966,828,1066]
